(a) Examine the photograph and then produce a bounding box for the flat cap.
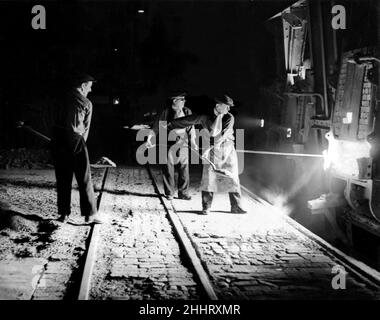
[71,73,96,87]
[169,89,187,99]
[215,94,234,107]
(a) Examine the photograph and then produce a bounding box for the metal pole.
[236,149,324,158]
[148,143,324,158]
[317,0,329,118]
[21,125,51,143]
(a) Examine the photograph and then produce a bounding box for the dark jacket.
[52,89,93,151]
[169,112,235,144]
[152,106,196,143]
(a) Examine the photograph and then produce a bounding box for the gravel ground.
[0,148,52,170]
[3,165,379,300]
[0,168,105,299]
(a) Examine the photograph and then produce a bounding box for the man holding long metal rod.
[51,74,103,224]
[168,94,247,215]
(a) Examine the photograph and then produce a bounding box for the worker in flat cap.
[167,94,246,215]
[146,90,197,200]
[51,73,103,224]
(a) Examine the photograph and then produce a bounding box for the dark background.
[0,0,293,159]
[0,0,376,209]
[1,1,380,267]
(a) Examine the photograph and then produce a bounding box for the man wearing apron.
[168,94,247,215]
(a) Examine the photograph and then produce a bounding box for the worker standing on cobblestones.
[146,90,197,200]
[51,73,103,224]
[168,94,247,215]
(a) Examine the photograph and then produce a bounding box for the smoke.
[241,153,324,218]
[261,187,293,217]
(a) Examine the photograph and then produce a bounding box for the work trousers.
[51,136,97,217]
[162,145,190,197]
[202,191,242,211]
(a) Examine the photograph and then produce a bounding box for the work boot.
[231,207,247,214]
[85,213,105,224]
[178,194,192,200]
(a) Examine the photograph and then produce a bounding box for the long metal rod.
[17,124,115,168]
[20,125,51,143]
[236,149,324,158]
[151,143,323,158]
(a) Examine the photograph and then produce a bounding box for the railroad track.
[74,166,380,300]
[75,167,201,300]
[77,167,110,300]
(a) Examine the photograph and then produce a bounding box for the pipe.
[348,56,380,64]
[306,0,314,68]
[317,0,329,118]
[331,1,338,63]
[283,92,326,116]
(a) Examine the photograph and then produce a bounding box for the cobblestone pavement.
[0,168,105,299]
[89,167,200,300]
[151,167,380,300]
[2,167,380,300]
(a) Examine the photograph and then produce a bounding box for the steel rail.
[77,167,109,300]
[241,185,380,288]
[76,166,380,300]
[77,165,218,300]
[147,165,219,300]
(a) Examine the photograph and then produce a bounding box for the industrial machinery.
[322,49,380,222]
[305,48,380,227]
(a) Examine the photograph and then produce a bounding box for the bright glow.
[322,149,330,171]
[324,131,371,178]
[286,128,292,138]
[299,66,306,79]
[287,73,295,85]
[260,119,265,128]
[138,9,144,13]
[176,192,292,236]
[262,189,292,217]
[114,48,118,52]
[342,112,353,124]
[113,98,120,105]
